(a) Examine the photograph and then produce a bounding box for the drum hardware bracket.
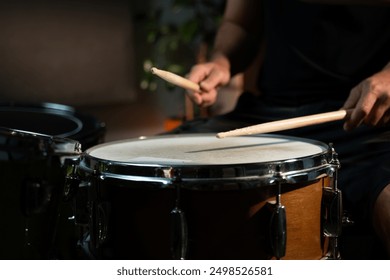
[170,206,188,260]
[268,165,287,260]
[94,202,109,248]
[161,167,175,180]
[63,156,91,246]
[55,141,82,161]
[327,143,342,237]
[321,143,342,260]
[63,157,81,201]
[168,173,188,260]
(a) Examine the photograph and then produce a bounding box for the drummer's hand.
[342,63,390,131]
[186,61,231,107]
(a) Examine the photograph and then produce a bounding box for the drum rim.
[78,134,333,189]
[0,126,82,157]
[0,102,105,140]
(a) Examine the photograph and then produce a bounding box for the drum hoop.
[79,134,332,189]
[0,126,82,157]
[0,102,105,140]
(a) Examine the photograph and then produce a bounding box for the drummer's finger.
[186,91,203,105]
[365,96,390,126]
[198,89,219,107]
[343,84,361,110]
[199,69,229,92]
[347,90,377,130]
[342,85,360,130]
[187,64,212,84]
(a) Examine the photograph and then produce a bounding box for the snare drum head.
[80,134,331,186]
[87,134,326,164]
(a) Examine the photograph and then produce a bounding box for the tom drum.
[0,127,81,259]
[0,102,105,259]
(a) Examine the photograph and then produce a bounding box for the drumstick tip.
[150,67,157,74]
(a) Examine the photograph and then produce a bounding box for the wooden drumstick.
[216,109,349,138]
[151,67,201,92]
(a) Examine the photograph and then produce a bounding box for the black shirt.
[258,0,390,105]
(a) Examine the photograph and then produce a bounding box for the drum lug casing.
[64,157,90,228]
[170,205,188,260]
[322,178,342,237]
[164,169,189,260]
[84,169,109,252]
[321,144,342,259]
[63,157,81,201]
[325,145,342,237]
[269,203,287,259]
[268,166,287,259]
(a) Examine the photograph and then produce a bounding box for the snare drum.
[0,127,81,259]
[77,134,342,260]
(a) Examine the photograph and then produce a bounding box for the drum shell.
[77,174,329,260]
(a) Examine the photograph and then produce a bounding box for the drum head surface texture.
[86,134,327,165]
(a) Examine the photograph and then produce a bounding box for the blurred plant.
[140,0,225,92]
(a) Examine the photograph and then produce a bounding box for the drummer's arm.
[210,0,263,76]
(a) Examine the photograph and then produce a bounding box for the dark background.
[0,0,241,141]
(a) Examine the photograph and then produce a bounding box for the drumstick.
[216,109,349,138]
[151,67,201,92]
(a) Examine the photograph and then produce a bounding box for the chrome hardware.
[269,202,287,259]
[322,187,342,238]
[170,176,188,260]
[170,206,188,260]
[326,144,342,237]
[322,143,342,259]
[268,166,287,259]
[91,201,109,248]
[63,157,81,201]
[88,169,109,249]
